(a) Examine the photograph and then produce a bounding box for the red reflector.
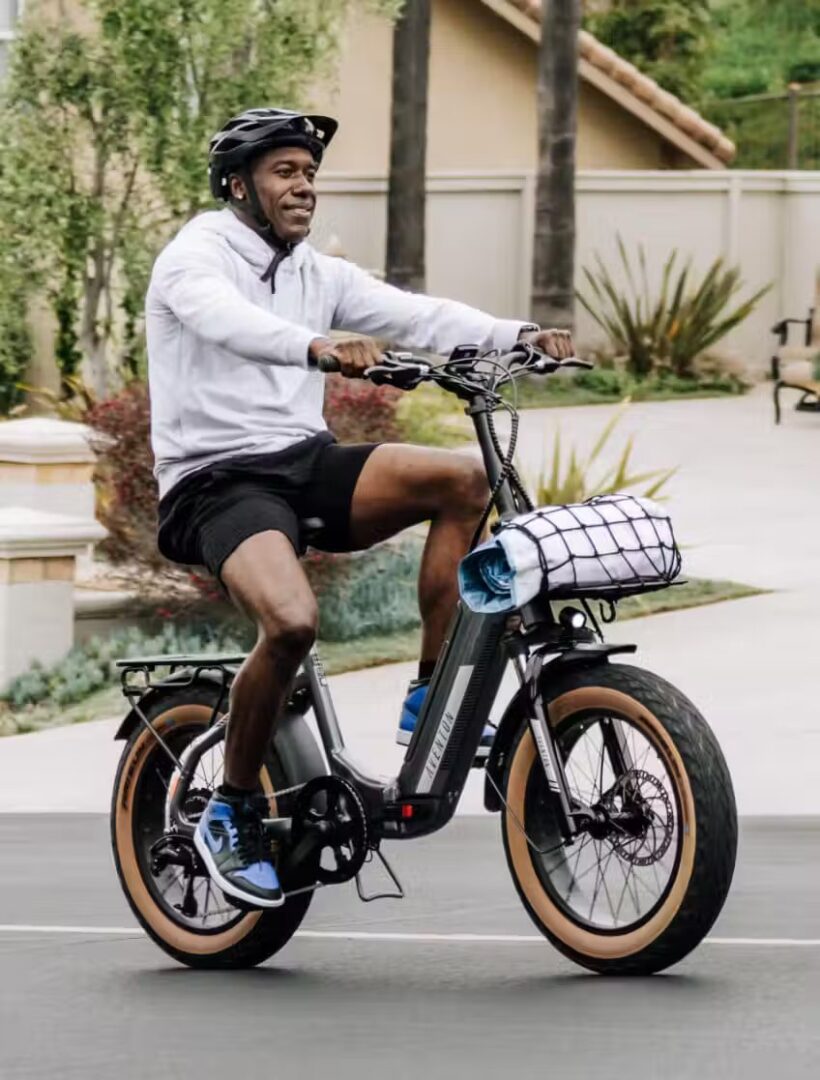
[401,804,414,819]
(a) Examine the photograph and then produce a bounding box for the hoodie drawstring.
[260,244,294,294]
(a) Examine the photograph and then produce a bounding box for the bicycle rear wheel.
[501,663,737,974]
[111,683,312,968]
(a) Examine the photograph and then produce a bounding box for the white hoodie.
[146,208,527,499]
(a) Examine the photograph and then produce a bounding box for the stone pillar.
[0,508,107,693]
[0,417,97,518]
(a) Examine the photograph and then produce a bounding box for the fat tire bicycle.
[110,344,737,973]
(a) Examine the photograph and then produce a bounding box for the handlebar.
[312,345,591,389]
[315,354,343,373]
[310,345,592,529]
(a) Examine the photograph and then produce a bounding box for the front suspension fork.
[517,653,634,841]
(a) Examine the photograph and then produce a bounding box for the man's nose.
[293,173,315,197]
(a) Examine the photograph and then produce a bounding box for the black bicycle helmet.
[208,107,338,202]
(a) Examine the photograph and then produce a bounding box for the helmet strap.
[230,166,270,231]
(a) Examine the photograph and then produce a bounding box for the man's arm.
[329,259,527,355]
[150,241,318,367]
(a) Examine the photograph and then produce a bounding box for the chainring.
[290,776,369,885]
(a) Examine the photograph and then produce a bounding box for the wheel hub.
[595,769,674,866]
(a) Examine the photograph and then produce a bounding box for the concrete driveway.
[0,385,817,815]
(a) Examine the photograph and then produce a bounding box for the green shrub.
[0,282,31,417]
[396,382,471,447]
[2,622,251,710]
[305,536,422,641]
[573,367,632,398]
[577,237,770,378]
[3,536,425,709]
[787,40,820,86]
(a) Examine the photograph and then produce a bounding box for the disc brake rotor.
[290,776,369,884]
[605,769,674,867]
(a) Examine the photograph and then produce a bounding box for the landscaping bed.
[0,576,764,737]
[502,368,750,410]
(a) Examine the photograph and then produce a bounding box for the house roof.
[479,0,736,169]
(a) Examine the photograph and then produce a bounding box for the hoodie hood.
[182,208,308,278]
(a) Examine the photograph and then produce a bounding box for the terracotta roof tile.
[504,1,736,164]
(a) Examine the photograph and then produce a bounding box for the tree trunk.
[531,0,580,330]
[385,0,430,292]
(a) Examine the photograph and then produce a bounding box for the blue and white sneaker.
[194,791,284,908]
[396,680,496,758]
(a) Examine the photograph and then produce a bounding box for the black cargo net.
[501,493,682,602]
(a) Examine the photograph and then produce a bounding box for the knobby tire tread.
[502,662,738,975]
[110,684,312,969]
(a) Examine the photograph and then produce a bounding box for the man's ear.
[229,174,247,201]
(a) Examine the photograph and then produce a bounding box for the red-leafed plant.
[84,383,223,614]
[85,381,160,568]
[324,374,401,444]
[82,373,408,618]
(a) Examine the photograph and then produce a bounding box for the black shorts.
[157,432,379,580]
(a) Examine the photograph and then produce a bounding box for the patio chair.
[772,273,820,424]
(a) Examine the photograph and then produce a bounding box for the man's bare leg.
[219,530,318,789]
[348,444,488,667]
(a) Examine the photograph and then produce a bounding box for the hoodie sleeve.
[328,258,526,355]
[149,237,317,367]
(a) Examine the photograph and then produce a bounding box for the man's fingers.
[538,328,574,359]
[335,337,381,378]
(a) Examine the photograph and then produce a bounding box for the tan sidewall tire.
[505,686,696,961]
[113,704,274,957]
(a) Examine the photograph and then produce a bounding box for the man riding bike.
[146,107,574,910]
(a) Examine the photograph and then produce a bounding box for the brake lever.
[529,355,594,374]
[367,363,427,389]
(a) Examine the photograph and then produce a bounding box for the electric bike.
[110,344,737,973]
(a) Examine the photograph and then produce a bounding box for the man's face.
[231,145,318,243]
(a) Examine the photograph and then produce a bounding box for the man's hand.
[308,335,381,378]
[519,327,575,359]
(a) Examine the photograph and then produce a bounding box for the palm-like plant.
[577,237,770,378]
[532,406,676,505]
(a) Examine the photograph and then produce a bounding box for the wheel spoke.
[530,710,682,932]
[133,725,244,935]
[564,834,594,900]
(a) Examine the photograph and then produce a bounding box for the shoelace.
[232,806,268,866]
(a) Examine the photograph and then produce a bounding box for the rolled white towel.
[458,494,681,614]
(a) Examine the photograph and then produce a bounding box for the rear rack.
[115,653,247,697]
[115,654,248,768]
[115,652,248,672]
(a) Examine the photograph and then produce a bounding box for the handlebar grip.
[315,353,341,373]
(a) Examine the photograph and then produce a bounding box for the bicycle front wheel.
[501,663,737,975]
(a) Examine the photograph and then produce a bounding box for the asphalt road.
[0,815,818,1080]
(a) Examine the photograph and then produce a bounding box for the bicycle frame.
[291,386,618,843]
[153,377,634,851]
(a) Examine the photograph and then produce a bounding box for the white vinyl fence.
[314,170,820,373]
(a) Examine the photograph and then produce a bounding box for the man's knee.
[256,596,319,661]
[444,454,488,518]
